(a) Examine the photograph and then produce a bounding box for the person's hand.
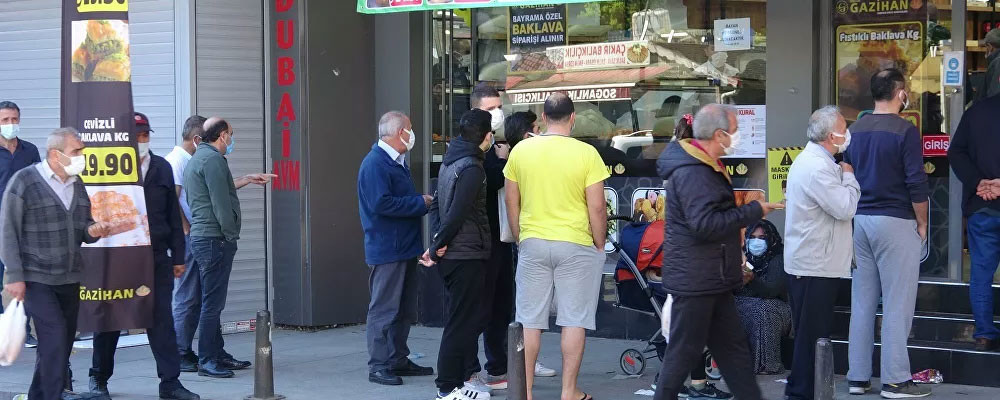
[917,223,928,242]
[4,281,25,301]
[742,269,754,285]
[977,179,1000,201]
[759,201,785,217]
[173,265,186,279]
[246,173,278,185]
[87,222,113,238]
[494,143,510,160]
[423,194,434,207]
[839,161,854,175]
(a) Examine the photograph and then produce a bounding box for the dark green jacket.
[184,143,240,241]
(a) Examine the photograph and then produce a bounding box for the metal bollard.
[814,338,835,400]
[245,310,285,400]
[507,322,528,400]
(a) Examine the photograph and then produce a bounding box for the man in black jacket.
[88,113,200,399]
[652,104,782,400]
[420,109,494,400]
[949,94,1000,351]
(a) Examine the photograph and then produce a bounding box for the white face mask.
[489,108,505,132]
[831,129,851,153]
[58,151,86,176]
[0,124,19,140]
[138,142,150,159]
[899,91,910,113]
[402,128,416,151]
[720,129,741,156]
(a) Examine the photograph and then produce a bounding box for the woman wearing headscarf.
[736,219,792,375]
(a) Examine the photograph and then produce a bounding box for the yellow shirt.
[503,135,610,247]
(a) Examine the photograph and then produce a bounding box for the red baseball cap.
[134,112,154,133]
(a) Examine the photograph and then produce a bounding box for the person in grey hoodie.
[2,128,112,400]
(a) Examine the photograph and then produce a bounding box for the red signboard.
[922,135,949,157]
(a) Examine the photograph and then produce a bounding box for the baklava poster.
[71,20,131,83]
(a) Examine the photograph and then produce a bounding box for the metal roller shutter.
[194,0,267,326]
[0,0,177,156]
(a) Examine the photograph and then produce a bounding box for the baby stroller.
[608,215,721,379]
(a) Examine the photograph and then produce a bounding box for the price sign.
[80,146,139,184]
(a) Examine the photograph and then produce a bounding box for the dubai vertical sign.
[61,0,154,332]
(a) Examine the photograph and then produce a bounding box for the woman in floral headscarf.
[736,219,792,375]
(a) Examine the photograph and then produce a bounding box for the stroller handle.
[607,215,634,223]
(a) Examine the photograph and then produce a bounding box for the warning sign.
[768,147,804,203]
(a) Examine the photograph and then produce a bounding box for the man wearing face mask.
[88,113,199,399]
[782,106,860,400]
[843,69,931,398]
[182,117,252,379]
[419,109,494,400]
[976,28,1000,102]
[358,111,435,386]
[653,104,783,400]
[1,127,114,400]
[0,101,41,317]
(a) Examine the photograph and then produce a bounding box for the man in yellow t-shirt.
[502,92,609,400]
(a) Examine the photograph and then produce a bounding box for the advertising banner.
[834,21,924,122]
[61,0,154,332]
[547,41,650,71]
[508,4,567,55]
[507,86,631,105]
[358,0,610,14]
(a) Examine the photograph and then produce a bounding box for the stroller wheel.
[704,351,722,380]
[620,348,647,376]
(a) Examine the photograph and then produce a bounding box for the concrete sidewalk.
[0,325,996,399]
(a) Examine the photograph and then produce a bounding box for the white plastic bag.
[498,189,516,243]
[0,299,28,366]
[660,294,673,344]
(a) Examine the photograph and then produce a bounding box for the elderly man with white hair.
[783,106,860,400]
[1,127,113,400]
[357,111,435,386]
[653,104,783,400]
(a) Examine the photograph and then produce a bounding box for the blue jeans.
[190,236,237,365]
[173,235,201,354]
[968,213,1000,340]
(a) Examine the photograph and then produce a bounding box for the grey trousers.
[847,215,922,385]
[366,260,419,373]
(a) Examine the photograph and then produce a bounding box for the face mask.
[460,54,473,68]
[720,129,740,156]
[223,134,235,155]
[489,108,505,132]
[747,238,767,257]
[831,129,851,153]
[899,91,910,113]
[137,142,150,159]
[0,124,19,140]
[58,151,86,176]
[403,129,416,151]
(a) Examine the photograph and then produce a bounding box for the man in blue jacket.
[949,93,1000,351]
[358,111,434,386]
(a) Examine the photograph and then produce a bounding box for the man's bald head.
[201,117,231,144]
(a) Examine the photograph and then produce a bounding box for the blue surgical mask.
[747,238,767,256]
[224,134,235,155]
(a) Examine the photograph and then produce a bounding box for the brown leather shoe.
[975,337,999,351]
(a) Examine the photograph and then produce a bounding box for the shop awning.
[504,65,672,92]
[357,0,610,14]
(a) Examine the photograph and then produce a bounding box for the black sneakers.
[679,383,733,399]
[880,380,931,399]
[849,380,871,395]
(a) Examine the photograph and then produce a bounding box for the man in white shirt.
[783,106,860,400]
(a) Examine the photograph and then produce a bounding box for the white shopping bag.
[0,299,28,366]
[498,189,516,243]
[660,294,673,344]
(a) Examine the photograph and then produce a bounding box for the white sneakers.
[436,387,491,400]
[535,362,557,377]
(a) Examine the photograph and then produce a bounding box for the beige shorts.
[515,238,605,330]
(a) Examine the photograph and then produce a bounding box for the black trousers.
[436,258,488,392]
[91,252,182,392]
[786,276,840,400]
[654,292,762,400]
[24,282,79,400]
[477,241,513,376]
